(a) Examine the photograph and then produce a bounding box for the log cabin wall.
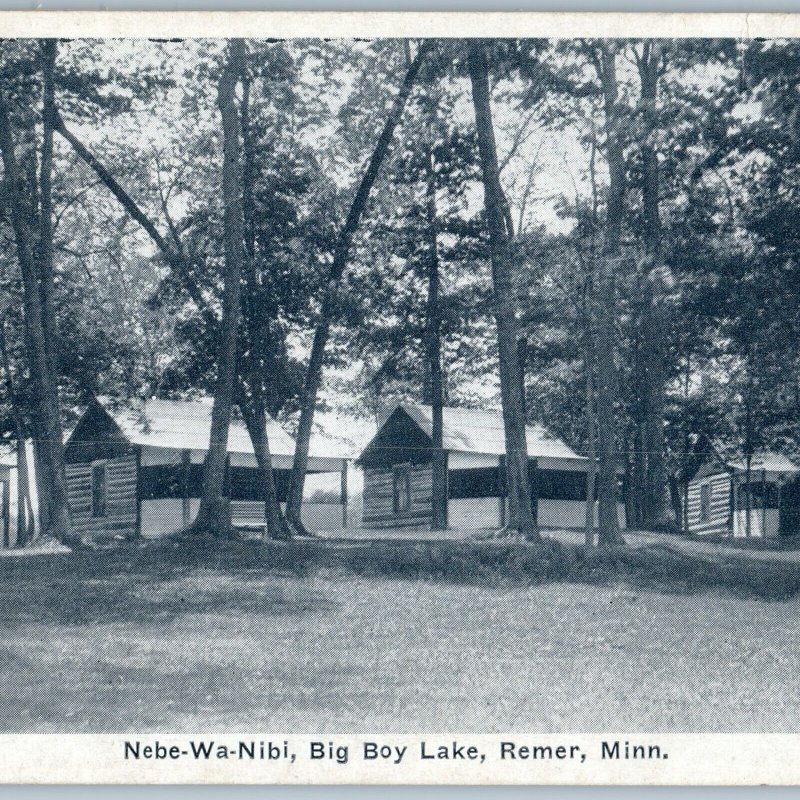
[66,453,138,541]
[362,464,433,529]
[686,472,731,536]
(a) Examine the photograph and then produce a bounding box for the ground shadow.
[0,537,335,629]
[330,538,800,602]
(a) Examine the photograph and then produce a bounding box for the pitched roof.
[725,452,800,475]
[102,398,344,460]
[398,403,586,461]
[695,449,799,478]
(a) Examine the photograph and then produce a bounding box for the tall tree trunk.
[423,106,447,531]
[38,39,71,543]
[583,289,596,546]
[0,52,71,544]
[628,316,646,528]
[39,40,57,378]
[15,434,35,546]
[0,321,35,545]
[681,351,691,533]
[33,439,49,535]
[744,392,753,538]
[744,453,753,538]
[239,392,292,541]
[594,42,625,546]
[633,421,646,527]
[192,40,246,537]
[238,68,293,542]
[668,474,682,529]
[637,42,669,530]
[624,441,637,530]
[682,481,689,534]
[468,40,538,541]
[285,43,430,532]
[584,128,599,546]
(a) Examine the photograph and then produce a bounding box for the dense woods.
[2,37,800,545]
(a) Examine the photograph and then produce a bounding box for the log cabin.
[63,397,349,541]
[356,403,626,531]
[686,450,800,538]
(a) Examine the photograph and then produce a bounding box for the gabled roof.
[694,449,800,479]
[366,402,586,461]
[80,398,345,461]
[726,452,799,475]
[110,398,297,456]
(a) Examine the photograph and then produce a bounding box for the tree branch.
[51,109,206,308]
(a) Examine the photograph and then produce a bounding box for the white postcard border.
[0,734,796,785]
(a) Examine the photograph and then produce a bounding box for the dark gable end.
[692,457,730,482]
[64,400,134,464]
[357,406,433,469]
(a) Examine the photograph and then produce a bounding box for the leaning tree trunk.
[192,40,246,537]
[595,42,625,546]
[468,40,538,541]
[0,60,71,544]
[285,43,430,533]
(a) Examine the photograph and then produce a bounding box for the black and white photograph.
[0,12,800,784]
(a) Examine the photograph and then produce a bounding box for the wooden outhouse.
[63,397,349,540]
[686,451,800,538]
[357,403,626,531]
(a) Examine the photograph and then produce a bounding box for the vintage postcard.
[0,10,800,785]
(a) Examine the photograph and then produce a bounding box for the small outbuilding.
[356,403,626,531]
[686,450,800,538]
[63,397,349,540]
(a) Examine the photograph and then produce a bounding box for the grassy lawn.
[1,536,799,732]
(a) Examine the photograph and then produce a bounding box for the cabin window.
[700,483,711,522]
[91,462,107,518]
[393,464,411,513]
